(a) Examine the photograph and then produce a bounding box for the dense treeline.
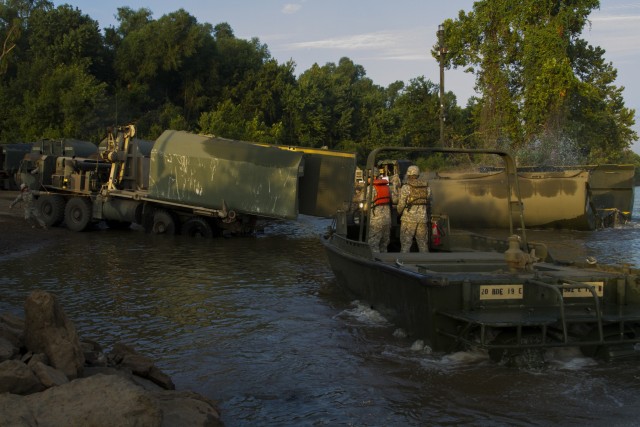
[0,0,638,166]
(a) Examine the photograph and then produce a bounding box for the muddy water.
[1,190,640,426]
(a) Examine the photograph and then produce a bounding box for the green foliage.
[198,99,245,139]
[113,8,216,124]
[392,77,442,147]
[417,153,448,171]
[442,0,636,161]
[0,2,107,141]
[0,0,635,169]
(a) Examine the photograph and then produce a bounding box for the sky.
[53,0,640,153]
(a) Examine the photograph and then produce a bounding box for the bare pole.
[437,24,447,147]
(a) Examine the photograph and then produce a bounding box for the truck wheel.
[151,209,176,235]
[182,217,214,238]
[64,197,92,232]
[38,195,65,226]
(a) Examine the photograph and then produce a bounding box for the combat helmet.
[406,165,420,177]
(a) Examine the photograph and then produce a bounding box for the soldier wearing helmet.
[9,183,47,229]
[366,168,393,253]
[396,165,431,252]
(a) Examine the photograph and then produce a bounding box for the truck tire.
[38,195,65,226]
[151,209,177,235]
[182,217,214,238]
[64,197,93,232]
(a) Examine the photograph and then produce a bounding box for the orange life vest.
[372,179,391,206]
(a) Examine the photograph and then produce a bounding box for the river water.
[2,189,640,426]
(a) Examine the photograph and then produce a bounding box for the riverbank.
[0,191,62,256]
[0,192,224,426]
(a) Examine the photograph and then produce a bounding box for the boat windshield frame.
[359,146,527,247]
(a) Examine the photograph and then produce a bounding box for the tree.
[200,59,296,144]
[112,8,216,134]
[567,40,637,163]
[0,2,107,142]
[391,77,442,147]
[289,57,385,150]
[442,0,636,163]
[1,1,54,75]
[20,63,106,139]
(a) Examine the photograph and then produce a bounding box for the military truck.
[25,125,356,237]
[16,138,99,190]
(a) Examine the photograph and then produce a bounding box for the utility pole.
[437,24,447,147]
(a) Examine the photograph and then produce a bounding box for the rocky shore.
[0,290,223,426]
[0,192,223,426]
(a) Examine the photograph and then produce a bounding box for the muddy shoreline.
[0,191,64,257]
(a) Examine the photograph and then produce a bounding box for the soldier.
[9,183,47,229]
[389,172,402,204]
[397,165,431,252]
[366,171,392,253]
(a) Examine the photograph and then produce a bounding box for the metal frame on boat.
[322,147,640,363]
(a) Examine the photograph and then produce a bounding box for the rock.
[0,374,223,427]
[23,290,85,379]
[111,342,176,390]
[0,393,37,426]
[25,352,49,365]
[0,317,23,348]
[0,359,44,394]
[155,390,224,427]
[1,312,25,330]
[0,291,224,425]
[81,339,107,366]
[0,336,17,362]
[0,374,162,427]
[29,361,69,388]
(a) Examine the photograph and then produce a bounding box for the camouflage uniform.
[397,168,431,253]
[10,186,46,229]
[389,174,402,204]
[367,183,391,253]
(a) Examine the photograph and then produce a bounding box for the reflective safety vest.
[372,179,391,206]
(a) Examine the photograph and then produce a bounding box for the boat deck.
[372,251,511,274]
[370,250,624,278]
[373,251,506,264]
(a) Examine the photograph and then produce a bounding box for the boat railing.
[498,278,604,345]
[359,147,528,247]
[329,232,377,260]
[437,278,606,350]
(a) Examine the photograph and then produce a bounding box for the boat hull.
[322,232,640,358]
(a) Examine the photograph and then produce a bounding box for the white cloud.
[287,31,399,50]
[590,14,640,24]
[282,4,302,14]
[283,28,432,62]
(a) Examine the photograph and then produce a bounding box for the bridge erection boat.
[322,147,640,364]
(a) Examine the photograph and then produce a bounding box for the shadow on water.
[2,194,640,425]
